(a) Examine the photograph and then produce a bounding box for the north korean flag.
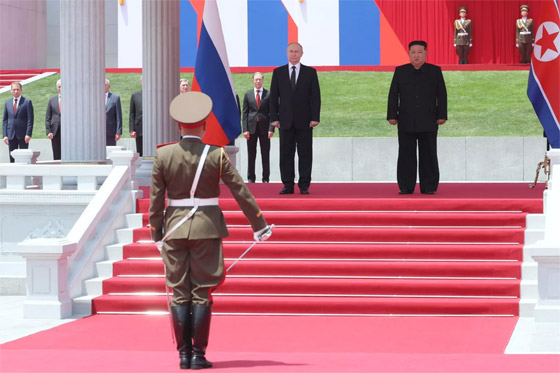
[527,0,560,148]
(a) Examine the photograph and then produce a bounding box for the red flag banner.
[527,0,560,148]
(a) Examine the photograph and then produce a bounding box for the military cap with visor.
[169,91,213,128]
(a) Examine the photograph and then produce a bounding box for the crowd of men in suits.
[3,40,452,195]
[1,78,129,162]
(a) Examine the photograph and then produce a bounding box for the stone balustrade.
[529,149,560,322]
[8,149,139,319]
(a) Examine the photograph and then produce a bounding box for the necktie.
[13,98,17,114]
[290,66,296,90]
[256,90,261,123]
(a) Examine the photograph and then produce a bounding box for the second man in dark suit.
[269,42,321,195]
[45,79,62,160]
[129,77,143,156]
[3,82,34,163]
[387,40,447,195]
[105,78,122,146]
[242,72,274,183]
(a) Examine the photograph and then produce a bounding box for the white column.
[142,0,180,157]
[60,0,106,162]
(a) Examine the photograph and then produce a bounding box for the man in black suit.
[269,42,321,195]
[45,79,62,160]
[129,77,143,156]
[3,82,34,163]
[105,78,122,146]
[242,72,274,183]
[387,40,447,195]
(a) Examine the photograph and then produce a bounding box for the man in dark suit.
[3,82,34,163]
[269,42,321,195]
[129,77,143,156]
[150,91,270,369]
[45,79,62,160]
[105,79,122,146]
[387,40,447,195]
[242,72,274,183]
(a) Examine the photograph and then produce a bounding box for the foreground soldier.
[149,92,270,369]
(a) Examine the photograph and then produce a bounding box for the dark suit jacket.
[387,63,447,133]
[105,92,122,136]
[149,138,267,242]
[3,96,34,140]
[45,95,61,136]
[242,88,274,134]
[269,64,321,130]
[129,90,142,136]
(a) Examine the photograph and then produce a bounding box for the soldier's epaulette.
[156,142,178,148]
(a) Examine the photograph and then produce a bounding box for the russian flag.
[191,0,240,146]
[527,0,560,148]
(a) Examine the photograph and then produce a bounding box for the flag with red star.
[527,0,560,148]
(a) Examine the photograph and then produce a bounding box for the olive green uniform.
[149,137,267,306]
[516,18,534,64]
[454,18,472,64]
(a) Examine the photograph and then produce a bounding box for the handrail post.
[530,149,560,322]
[18,238,77,319]
[109,149,140,196]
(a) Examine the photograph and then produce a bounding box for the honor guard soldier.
[454,6,472,64]
[149,92,271,370]
[516,5,534,64]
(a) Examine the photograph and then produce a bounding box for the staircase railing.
[13,150,140,319]
[526,148,560,322]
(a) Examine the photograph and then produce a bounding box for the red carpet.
[0,70,44,89]
[1,314,558,372]
[93,183,544,316]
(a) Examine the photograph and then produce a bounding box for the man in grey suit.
[242,72,274,183]
[45,79,62,160]
[105,78,122,146]
[387,40,447,195]
[269,42,321,195]
[129,77,143,156]
[3,82,34,163]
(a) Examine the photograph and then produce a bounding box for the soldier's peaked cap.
[520,5,529,11]
[170,91,213,128]
[459,6,467,12]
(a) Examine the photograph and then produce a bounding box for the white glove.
[253,225,273,242]
[155,241,163,252]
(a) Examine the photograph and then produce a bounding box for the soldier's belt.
[520,31,531,35]
[167,197,219,207]
[457,32,468,36]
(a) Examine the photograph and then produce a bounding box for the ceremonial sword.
[226,224,275,272]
